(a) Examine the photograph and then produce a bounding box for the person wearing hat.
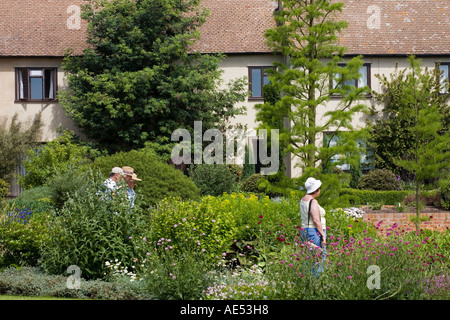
[126,172,142,209]
[104,167,125,195]
[300,177,327,273]
[122,166,134,181]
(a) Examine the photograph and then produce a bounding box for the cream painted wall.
[1,55,448,180]
[221,55,450,178]
[0,57,80,142]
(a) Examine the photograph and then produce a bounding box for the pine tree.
[392,56,450,227]
[255,0,369,196]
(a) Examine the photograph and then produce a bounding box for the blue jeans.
[300,228,326,276]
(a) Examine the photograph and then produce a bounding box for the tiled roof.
[0,0,88,56]
[0,0,448,57]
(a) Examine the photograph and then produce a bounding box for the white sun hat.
[305,177,322,194]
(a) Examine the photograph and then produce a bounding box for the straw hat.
[130,173,142,181]
[122,166,134,176]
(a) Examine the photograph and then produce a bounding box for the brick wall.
[362,212,450,233]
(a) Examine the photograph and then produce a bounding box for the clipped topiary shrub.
[340,188,412,205]
[188,164,236,197]
[92,150,200,206]
[240,173,264,194]
[358,168,402,191]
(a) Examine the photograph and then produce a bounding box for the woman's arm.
[310,200,326,245]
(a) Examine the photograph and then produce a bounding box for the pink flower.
[348,276,353,280]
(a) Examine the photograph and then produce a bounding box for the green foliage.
[39,179,151,280]
[0,113,42,185]
[45,167,90,210]
[0,202,52,267]
[358,168,402,191]
[59,0,247,153]
[188,164,236,197]
[257,0,369,178]
[340,188,412,205]
[14,186,52,203]
[0,267,153,300]
[19,131,98,190]
[149,197,237,265]
[440,180,450,210]
[92,149,200,206]
[369,56,450,183]
[240,174,264,194]
[0,179,10,199]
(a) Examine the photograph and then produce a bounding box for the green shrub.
[340,188,412,205]
[0,179,9,198]
[149,196,238,264]
[0,267,153,300]
[39,179,151,280]
[240,173,264,194]
[0,202,52,267]
[19,130,98,190]
[92,150,200,206]
[358,168,402,191]
[45,166,90,209]
[188,164,236,196]
[14,186,52,202]
[440,181,450,210]
[227,164,244,182]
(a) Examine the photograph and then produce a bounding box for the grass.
[0,295,84,300]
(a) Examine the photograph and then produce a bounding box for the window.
[437,62,449,94]
[248,66,272,100]
[331,63,371,95]
[15,68,57,102]
[323,131,374,172]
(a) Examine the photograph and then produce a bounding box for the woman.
[300,177,326,273]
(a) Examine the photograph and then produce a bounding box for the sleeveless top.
[300,199,326,229]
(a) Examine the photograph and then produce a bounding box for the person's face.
[114,173,123,181]
[124,174,132,183]
[128,180,136,189]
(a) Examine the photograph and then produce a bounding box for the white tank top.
[300,199,326,229]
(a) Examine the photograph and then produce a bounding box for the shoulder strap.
[307,199,313,226]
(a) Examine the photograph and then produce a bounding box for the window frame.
[15,67,58,102]
[322,131,374,172]
[330,63,372,98]
[248,66,274,101]
[436,62,449,94]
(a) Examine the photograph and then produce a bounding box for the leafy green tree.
[59,0,247,153]
[369,59,450,183]
[373,56,449,225]
[255,0,369,193]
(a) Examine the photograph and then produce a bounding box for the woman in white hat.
[300,177,327,272]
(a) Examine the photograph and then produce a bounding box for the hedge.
[340,188,413,205]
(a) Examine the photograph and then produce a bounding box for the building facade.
[1,0,449,193]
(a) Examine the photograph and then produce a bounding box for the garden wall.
[362,212,450,233]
